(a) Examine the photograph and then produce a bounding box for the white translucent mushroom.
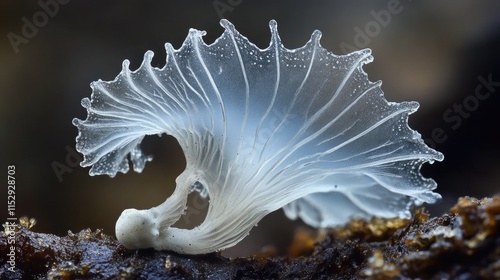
[73,20,443,254]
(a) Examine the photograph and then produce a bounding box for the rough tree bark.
[1,196,499,279]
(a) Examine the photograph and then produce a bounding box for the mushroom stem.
[115,170,195,250]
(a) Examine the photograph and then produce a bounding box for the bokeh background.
[1,0,499,257]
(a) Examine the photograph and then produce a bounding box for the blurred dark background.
[1,0,499,257]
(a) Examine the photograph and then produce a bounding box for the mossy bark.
[1,197,499,279]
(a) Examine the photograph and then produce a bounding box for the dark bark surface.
[1,196,499,279]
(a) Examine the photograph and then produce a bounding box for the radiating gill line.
[155,85,186,134]
[366,146,404,160]
[187,69,215,133]
[257,35,319,165]
[79,120,159,129]
[315,120,359,147]
[292,51,373,145]
[94,82,154,115]
[123,61,167,118]
[312,140,395,165]
[343,191,387,217]
[168,43,215,133]
[364,170,435,200]
[253,61,377,189]
[223,23,251,199]
[227,24,250,161]
[251,25,281,164]
[167,72,196,133]
[170,74,196,110]
[265,56,376,172]
[319,154,433,173]
[94,82,174,132]
[86,106,163,131]
[247,37,320,195]
[126,63,173,130]
[80,130,153,166]
[303,77,329,120]
[320,107,410,155]
[243,30,283,198]
[192,34,227,182]
[264,150,433,193]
